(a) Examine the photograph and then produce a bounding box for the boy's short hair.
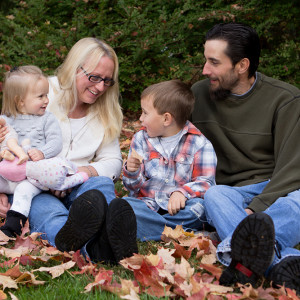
[141,80,195,127]
[2,65,46,117]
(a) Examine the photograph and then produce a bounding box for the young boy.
[123,80,217,241]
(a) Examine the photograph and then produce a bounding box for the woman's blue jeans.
[124,196,208,241]
[28,176,116,247]
[204,181,300,271]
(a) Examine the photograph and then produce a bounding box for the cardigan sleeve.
[39,112,63,159]
[90,138,123,181]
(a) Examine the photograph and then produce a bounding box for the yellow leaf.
[145,253,160,266]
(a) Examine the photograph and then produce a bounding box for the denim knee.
[204,185,228,207]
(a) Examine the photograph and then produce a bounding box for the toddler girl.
[0,66,69,237]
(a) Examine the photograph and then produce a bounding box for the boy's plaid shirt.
[123,121,217,211]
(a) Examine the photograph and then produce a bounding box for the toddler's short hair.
[2,65,46,117]
[141,80,195,127]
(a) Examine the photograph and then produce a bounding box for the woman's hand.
[0,194,11,218]
[0,125,9,144]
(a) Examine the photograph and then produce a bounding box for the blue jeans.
[124,196,208,241]
[204,181,300,272]
[28,176,116,247]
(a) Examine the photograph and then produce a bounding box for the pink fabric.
[0,157,89,190]
[0,158,26,181]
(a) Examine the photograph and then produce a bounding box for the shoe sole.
[220,212,275,286]
[55,190,107,252]
[106,198,138,262]
[269,256,300,295]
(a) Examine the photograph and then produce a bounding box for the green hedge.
[0,0,299,111]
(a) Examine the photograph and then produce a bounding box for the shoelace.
[274,240,282,259]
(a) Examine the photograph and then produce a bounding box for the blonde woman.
[0,38,138,264]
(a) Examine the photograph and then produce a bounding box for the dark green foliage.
[0,0,299,111]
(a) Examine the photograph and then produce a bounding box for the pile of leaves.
[0,224,299,299]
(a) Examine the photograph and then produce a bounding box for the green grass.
[1,241,170,300]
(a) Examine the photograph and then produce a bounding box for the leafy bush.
[0,0,299,111]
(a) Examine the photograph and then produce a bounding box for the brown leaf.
[0,258,18,269]
[118,279,140,297]
[0,231,11,243]
[0,247,30,259]
[120,139,131,150]
[33,260,75,278]
[157,247,176,273]
[173,242,192,259]
[174,257,194,281]
[120,253,144,270]
[0,275,18,290]
[120,287,140,300]
[0,264,22,279]
[15,272,45,285]
[201,253,217,265]
[84,268,115,293]
[0,290,7,300]
[72,250,90,270]
[14,235,39,251]
[161,225,186,241]
[199,263,223,280]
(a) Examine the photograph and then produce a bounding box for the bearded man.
[192,23,300,294]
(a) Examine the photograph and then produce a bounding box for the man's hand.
[126,156,141,172]
[167,191,187,216]
[28,149,44,161]
[245,208,254,215]
[50,189,72,199]
[0,193,11,218]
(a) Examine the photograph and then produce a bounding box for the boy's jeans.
[204,181,300,271]
[28,176,116,247]
[124,196,208,241]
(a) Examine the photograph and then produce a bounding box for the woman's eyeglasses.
[80,66,115,87]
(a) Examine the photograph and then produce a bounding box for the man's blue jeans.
[124,196,208,241]
[204,181,300,272]
[28,176,116,247]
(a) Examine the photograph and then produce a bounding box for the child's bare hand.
[167,191,187,215]
[126,155,141,172]
[28,149,44,161]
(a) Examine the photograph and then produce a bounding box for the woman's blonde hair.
[55,37,123,144]
[2,65,46,117]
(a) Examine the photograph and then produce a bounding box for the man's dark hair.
[205,23,260,78]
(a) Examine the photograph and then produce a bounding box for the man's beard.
[208,71,239,101]
[209,87,231,101]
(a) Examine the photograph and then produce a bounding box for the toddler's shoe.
[0,210,27,237]
[55,189,107,252]
[220,212,275,287]
[268,256,300,295]
[86,198,138,264]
